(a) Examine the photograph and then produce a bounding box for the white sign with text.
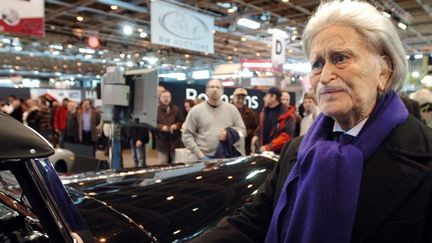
[151,1,214,53]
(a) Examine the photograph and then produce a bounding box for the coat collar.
[351,116,432,241]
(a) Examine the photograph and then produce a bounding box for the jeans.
[130,139,146,167]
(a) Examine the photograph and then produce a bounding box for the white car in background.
[49,148,75,173]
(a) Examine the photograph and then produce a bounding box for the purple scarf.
[265,91,408,243]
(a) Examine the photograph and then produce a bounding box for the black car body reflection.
[64,156,276,242]
[0,112,278,242]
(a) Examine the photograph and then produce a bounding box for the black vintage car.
[0,112,277,242]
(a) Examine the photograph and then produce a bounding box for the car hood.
[63,155,276,242]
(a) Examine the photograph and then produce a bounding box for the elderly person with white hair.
[191,1,432,243]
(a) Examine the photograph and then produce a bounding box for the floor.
[95,144,163,169]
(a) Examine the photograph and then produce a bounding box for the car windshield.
[0,170,30,209]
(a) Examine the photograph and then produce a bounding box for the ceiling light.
[185,54,190,58]
[260,13,270,22]
[111,5,118,10]
[147,57,159,65]
[281,0,289,2]
[414,54,423,59]
[212,30,216,34]
[126,61,134,67]
[382,11,391,18]
[138,28,144,33]
[256,52,261,56]
[122,25,133,35]
[192,70,210,80]
[217,3,232,8]
[227,6,238,13]
[227,56,232,60]
[139,32,148,38]
[67,44,73,48]
[237,18,261,29]
[397,22,407,30]
[283,62,312,73]
[76,16,84,22]
[412,71,420,78]
[78,48,95,54]
[159,72,186,80]
[241,37,247,42]
[204,52,209,55]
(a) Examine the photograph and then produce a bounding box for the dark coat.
[77,109,101,142]
[192,115,432,243]
[156,103,183,140]
[125,126,149,144]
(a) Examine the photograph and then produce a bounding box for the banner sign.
[30,88,82,103]
[251,77,276,86]
[271,29,286,73]
[240,59,273,71]
[0,0,45,37]
[160,82,264,113]
[151,1,214,53]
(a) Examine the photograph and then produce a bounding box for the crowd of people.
[0,95,102,153]
[3,76,431,169]
[0,83,322,166]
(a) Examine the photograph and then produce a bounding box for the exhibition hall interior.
[0,0,431,242]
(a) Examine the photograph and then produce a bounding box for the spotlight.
[397,22,407,30]
[122,25,133,35]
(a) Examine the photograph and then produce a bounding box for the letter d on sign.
[186,88,197,100]
[275,40,282,54]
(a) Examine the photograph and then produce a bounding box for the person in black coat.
[192,1,432,243]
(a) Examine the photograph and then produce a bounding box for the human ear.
[378,55,392,91]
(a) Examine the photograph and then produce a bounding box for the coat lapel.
[351,140,431,242]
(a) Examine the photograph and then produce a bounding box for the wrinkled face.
[206,80,223,101]
[309,25,389,123]
[233,95,246,108]
[281,92,290,107]
[303,98,316,113]
[160,92,171,105]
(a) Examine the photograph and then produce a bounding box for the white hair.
[302,0,408,91]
